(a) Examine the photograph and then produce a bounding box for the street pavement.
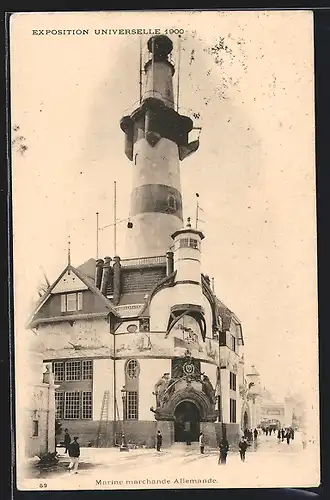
[19,432,320,491]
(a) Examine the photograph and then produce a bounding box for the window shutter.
[61,294,66,312]
[77,292,83,310]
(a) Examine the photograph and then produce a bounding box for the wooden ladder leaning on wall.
[96,390,110,447]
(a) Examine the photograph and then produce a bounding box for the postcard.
[9,9,320,491]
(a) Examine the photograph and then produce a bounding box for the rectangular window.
[66,293,78,312]
[219,331,226,346]
[127,391,138,420]
[82,360,93,380]
[230,372,237,391]
[64,391,80,419]
[61,292,83,313]
[53,361,65,382]
[230,398,236,423]
[55,392,64,419]
[189,238,199,249]
[32,420,39,437]
[230,334,236,352]
[81,391,92,419]
[179,238,189,248]
[65,361,81,381]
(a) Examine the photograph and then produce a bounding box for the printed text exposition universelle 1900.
[31,28,185,36]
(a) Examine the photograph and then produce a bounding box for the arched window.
[124,359,140,420]
[126,359,140,379]
[167,194,177,211]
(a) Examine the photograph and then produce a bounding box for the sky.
[10,10,318,410]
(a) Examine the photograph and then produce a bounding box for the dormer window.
[61,292,83,313]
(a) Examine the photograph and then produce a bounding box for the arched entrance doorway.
[174,401,200,442]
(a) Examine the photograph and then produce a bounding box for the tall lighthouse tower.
[120,35,200,258]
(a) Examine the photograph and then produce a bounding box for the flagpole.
[195,193,199,229]
[67,235,71,271]
[113,181,117,256]
[96,212,99,259]
[176,35,182,112]
[139,35,143,104]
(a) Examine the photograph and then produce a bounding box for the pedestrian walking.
[68,436,80,474]
[281,428,285,441]
[277,429,281,442]
[64,429,71,454]
[290,428,295,440]
[156,430,162,452]
[218,437,229,465]
[199,432,205,454]
[286,430,291,445]
[253,428,258,440]
[265,427,269,436]
[238,436,248,462]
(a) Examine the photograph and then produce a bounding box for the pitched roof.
[76,258,96,280]
[27,263,119,328]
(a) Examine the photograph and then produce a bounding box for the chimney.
[101,257,112,295]
[113,256,121,305]
[95,258,104,289]
[166,251,174,275]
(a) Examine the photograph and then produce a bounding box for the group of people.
[218,435,249,464]
[156,430,207,454]
[243,428,259,442]
[261,426,277,436]
[63,429,81,473]
[277,427,295,444]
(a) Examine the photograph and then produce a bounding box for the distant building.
[238,364,262,431]
[259,389,302,429]
[25,336,57,457]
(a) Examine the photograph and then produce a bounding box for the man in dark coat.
[286,430,291,445]
[156,430,162,452]
[64,429,71,454]
[253,428,258,440]
[68,436,80,474]
[218,437,229,464]
[238,436,248,462]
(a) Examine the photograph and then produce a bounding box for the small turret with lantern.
[171,217,205,285]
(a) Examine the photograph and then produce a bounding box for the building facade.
[24,339,57,458]
[28,34,255,448]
